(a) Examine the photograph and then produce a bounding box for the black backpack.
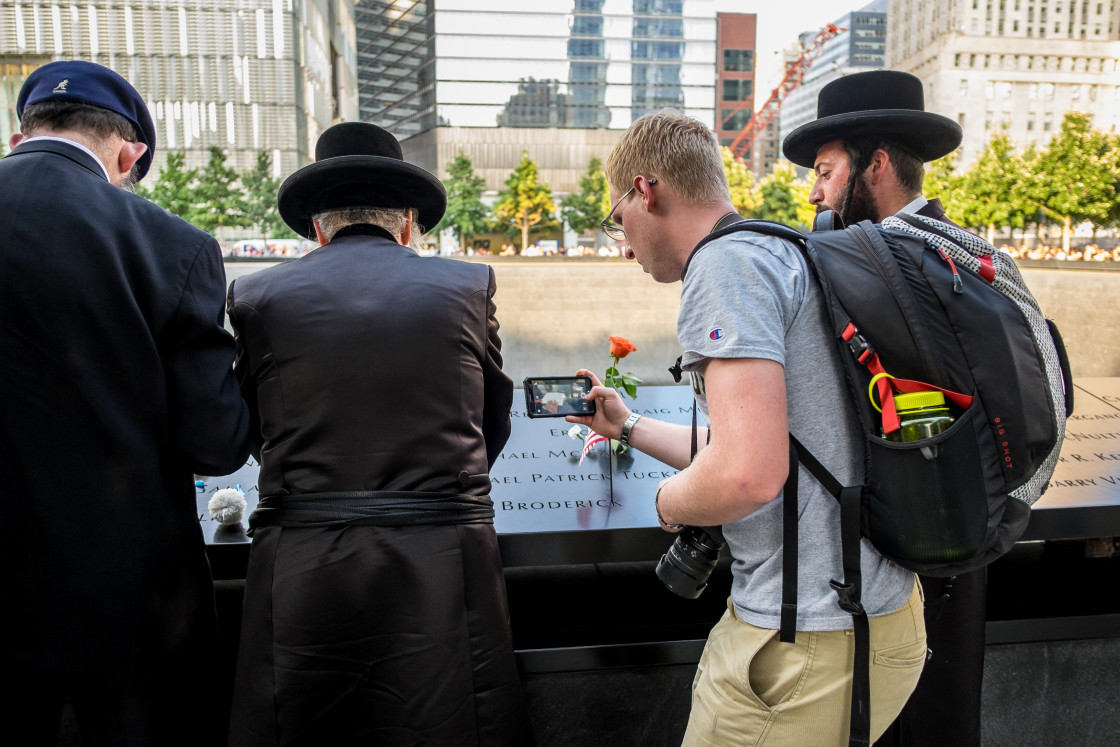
[700,213,1073,745]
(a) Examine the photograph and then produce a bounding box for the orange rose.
[609,336,637,358]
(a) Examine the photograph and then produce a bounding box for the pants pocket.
[874,641,929,669]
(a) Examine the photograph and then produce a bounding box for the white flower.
[567,425,585,441]
[208,488,247,526]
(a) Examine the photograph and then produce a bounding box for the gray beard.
[117,164,141,193]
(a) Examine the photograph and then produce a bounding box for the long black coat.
[225,226,529,745]
[0,140,251,686]
[227,225,513,495]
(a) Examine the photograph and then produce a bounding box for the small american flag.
[579,429,610,466]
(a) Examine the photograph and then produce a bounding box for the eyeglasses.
[600,178,657,241]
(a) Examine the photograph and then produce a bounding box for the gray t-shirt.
[678,230,913,632]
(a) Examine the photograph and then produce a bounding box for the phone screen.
[523,376,596,418]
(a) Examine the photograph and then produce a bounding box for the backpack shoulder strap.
[814,209,844,232]
[682,219,808,279]
[790,440,870,747]
[708,218,807,245]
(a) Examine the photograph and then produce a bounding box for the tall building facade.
[888,0,1120,166]
[779,0,888,160]
[0,0,358,178]
[355,0,720,195]
[714,12,756,168]
[751,113,782,180]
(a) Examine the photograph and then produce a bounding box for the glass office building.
[355,0,721,248]
[356,0,719,141]
[778,0,887,160]
[0,0,358,177]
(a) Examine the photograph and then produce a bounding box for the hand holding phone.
[523,376,596,418]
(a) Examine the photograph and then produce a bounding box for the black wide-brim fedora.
[782,70,962,169]
[277,122,447,240]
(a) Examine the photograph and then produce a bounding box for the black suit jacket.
[916,197,962,229]
[227,226,513,502]
[0,140,250,685]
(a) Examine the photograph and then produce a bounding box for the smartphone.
[523,375,596,418]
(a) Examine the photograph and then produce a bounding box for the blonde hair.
[605,109,730,206]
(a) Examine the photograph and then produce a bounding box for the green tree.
[561,156,611,236]
[140,151,199,221]
[1025,111,1119,252]
[751,161,814,230]
[960,133,1030,243]
[721,147,762,216]
[240,151,292,247]
[194,146,249,241]
[923,149,969,224]
[433,150,491,252]
[493,151,557,253]
[1106,130,1120,233]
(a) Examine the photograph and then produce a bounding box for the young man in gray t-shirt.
[567,111,925,745]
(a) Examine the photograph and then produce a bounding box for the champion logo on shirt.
[709,328,724,341]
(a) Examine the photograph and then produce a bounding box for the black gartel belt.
[248,491,495,532]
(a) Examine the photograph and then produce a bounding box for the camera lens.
[655,526,726,599]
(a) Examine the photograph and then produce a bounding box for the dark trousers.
[875,568,987,747]
[229,523,534,746]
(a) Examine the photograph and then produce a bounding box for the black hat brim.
[277,155,447,240]
[782,110,963,169]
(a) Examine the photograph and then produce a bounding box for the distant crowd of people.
[221,241,316,258]
[224,239,1120,263]
[462,243,626,257]
[999,243,1120,262]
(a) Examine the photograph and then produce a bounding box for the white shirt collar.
[21,135,112,183]
[896,195,929,216]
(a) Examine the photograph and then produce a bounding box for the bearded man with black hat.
[784,70,984,747]
[0,61,251,744]
[226,122,531,745]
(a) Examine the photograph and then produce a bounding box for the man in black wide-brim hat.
[784,71,984,747]
[226,122,532,745]
[784,69,962,229]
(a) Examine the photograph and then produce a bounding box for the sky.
[712,0,873,112]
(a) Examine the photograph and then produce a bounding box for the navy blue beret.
[17,60,156,180]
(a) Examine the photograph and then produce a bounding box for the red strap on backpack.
[842,322,973,434]
[866,354,973,433]
[977,255,996,283]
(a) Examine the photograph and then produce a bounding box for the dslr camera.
[655,524,726,599]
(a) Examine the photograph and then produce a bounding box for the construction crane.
[723,23,845,162]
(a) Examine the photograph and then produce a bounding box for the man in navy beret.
[0,60,250,745]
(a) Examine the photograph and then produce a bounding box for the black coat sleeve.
[163,238,252,475]
[226,278,264,462]
[481,265,513,468]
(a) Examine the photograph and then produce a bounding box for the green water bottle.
[884,391,955,459]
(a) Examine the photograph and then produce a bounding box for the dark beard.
[815,170,881,226]
[839,172,880,225]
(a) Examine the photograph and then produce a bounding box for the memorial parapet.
[197,381,1120,578]
[1025,377,1120,541]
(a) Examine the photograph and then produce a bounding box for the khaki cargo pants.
[683,580,926,746]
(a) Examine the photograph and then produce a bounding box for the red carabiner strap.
[866,353,974,434]
[844,323,972,433]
